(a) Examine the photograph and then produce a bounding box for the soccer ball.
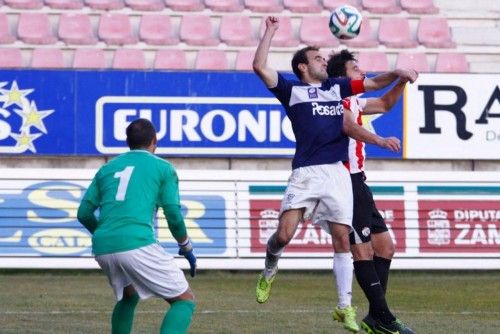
[329,5,362,40]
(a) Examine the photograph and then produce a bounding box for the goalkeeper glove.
[178,238,197,277]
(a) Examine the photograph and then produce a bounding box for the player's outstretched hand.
[266,16,279,31]
[178,238,197,277]
[396,68,418,84]
[376,136,401,152]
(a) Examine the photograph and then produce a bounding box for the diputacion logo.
[0,80,54,153]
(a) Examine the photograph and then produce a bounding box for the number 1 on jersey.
[114,166,135,201]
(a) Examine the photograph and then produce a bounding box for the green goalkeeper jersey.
[77,150,187,255]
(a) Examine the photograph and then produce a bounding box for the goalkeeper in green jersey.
[77,118,196,334]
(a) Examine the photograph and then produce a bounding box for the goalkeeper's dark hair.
[291,46,319,80]
[126,118,156,149]
[327,49,357,77]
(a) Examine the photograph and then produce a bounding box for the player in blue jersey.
[328,50,416,334]
[77,118,197,334]
[253,16,417,333]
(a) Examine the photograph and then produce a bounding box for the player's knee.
[351,242,374,261]
[376,242,395,259]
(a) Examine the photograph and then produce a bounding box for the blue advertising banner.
[0,70,402,158]
[0,180,229,256]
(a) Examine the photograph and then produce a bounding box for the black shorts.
[349,172,388,245]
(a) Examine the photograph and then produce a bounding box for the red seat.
[0,13,15,44]
[5,0,43,9]
[195,50,228,70]
[31,48,65,68]
[400,0,438,14]
[357,51,389,72]
[180,15,219,46]
[154,49,188,70]
[125,0,164,10]
[235,50,254,71]
[165,0,203,11]
[112,48,146,69]
[417,17,455,48]
[362,0,401,13]
[284,0,322,13]
[85,0,124,10]
[396,52,430,72]
[244,0,283,12]
[139,14,178,45]
[435,52,469,73]
[45,0,84,9]
[344,18,378,48]
[299,16,339,47]
[17,13,57,45]
[73,48,107,69]
[322,0,360,11]
[0,48,23,68]
[379,17,417,48]
[58,13,97,45]
[205,0,244,12]
[220,16,257,46]
[259,16,299,47]
[98,13,137,45]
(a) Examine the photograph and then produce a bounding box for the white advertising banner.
[405,74,500,159]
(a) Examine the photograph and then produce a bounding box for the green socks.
[111,293,139,334]
[160,300,196,334]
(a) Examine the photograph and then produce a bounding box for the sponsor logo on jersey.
[311,102,343,116]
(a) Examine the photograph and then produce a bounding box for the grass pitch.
[0,270,499,333]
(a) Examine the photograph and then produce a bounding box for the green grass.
[0,270,499,333]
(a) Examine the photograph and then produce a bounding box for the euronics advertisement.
[0,70,400,158]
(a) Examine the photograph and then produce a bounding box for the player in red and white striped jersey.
[328,49,417,334]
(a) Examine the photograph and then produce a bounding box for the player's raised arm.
[253,16,279,88]
[363,68,418,92]
[343,108,400,152]
[363,79,407,115]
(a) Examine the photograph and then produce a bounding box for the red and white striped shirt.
[343,96,368,174]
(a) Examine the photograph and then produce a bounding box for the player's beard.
[310,67,328,82]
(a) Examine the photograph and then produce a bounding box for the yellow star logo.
[0,81,33,108]
[361,113,383,134]
[14,101,54,134]
[10,130,42,153]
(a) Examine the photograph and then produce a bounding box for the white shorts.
[95,243,189,301]
[280,162,353,233]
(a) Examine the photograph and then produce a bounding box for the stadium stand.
[219,15,257,46]
[361,0,401,14]
[17,13,57,45]
[357,51,389,72]
[283,0,322,13]
[400,0,439,14]
[244,0,283,13]
[0,0,496,73]
[379,17,418,48]
[396,52,430,72]
[0,13,15,44]
[195,49,229,70]
[180,14,219,46]
[299,16,340,48]
[434,52,469,73]
[205,0,244,12]
[235,50,254,71]
[112,48,146,69]
[31,48,65,68]
[84,0,124,10]
[0,48,23,67]
[45,0,84,9]
[165,0,204,11]
[58,13,97,45]
[139,14,179,46]
[417,17,456,48]
[154,49,188,70]
[72,48,107,69]
[98,13,137,45]
[5,0,43,9]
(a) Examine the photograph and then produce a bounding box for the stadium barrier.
[0,168,499,270]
